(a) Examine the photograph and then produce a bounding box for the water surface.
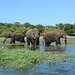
[0,38,75,75]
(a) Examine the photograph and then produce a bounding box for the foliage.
[0,22,75,37]
[0,31,10,37]
[29,25,36,29]
[56,23,64,30]
[23,22,31,28]
[64,24,75,35]
[44,26,58,32]
[36,24,45,33]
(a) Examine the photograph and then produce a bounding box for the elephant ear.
[55,30,61,38]
[55,30,66,38]
[10,33,15,38]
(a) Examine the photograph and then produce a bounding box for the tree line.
[0,22,75,37]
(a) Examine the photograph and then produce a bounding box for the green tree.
[15,27,28,35]
[23,22,31,28]
[56,23,64,30]
[64,24,74,35]
[36,24,45,33]
[13,22,22,27]
[30,25,36,29]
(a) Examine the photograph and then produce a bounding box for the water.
[0,38,75,75]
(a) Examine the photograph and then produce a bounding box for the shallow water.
[0,38,75,75]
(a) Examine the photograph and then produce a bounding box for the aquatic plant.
[0,47,75,69]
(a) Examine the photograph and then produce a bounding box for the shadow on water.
[2,44,25,50]
[44,45,67,53]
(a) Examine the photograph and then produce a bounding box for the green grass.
[0,47,75,69]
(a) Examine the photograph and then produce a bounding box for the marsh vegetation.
[0,37,75,70]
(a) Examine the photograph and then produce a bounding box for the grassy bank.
[0,47,75,69]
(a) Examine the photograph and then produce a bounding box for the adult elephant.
[3,32,25,44]
[26,28,40,45]
[43,30,67,46]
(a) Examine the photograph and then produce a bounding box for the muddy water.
[0,38,75,75]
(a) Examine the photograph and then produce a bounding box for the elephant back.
[15,33,25,37]
[26,28,40,38]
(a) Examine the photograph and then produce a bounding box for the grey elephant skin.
[3,32,25,44]
[26,28,40,45]
[43,30,67,46]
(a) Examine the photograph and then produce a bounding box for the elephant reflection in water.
[28,45,39,51]
[7,45,25,50]
[44,45,66,53]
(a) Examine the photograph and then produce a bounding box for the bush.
[0,31,10,37]
[15,27,28,36]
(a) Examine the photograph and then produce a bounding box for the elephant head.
[26,28,40,45]
[3,32,15,44]
[55,30,67,44]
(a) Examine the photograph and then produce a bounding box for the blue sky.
[0,0,75,26]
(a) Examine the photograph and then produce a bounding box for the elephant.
[43,30,67,46]
[3,32,25,44]
[26,28,40,45]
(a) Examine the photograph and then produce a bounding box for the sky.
[0,0,75,26]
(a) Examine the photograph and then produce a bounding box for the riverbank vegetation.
[0,47,75,69]
[0,22,75,37]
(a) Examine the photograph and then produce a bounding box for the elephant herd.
[3,28,67,46]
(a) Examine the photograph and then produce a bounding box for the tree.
[30,25,36,29]
[13,22,21,27]
[64,24,74,35]
[23,22,31,28]
[36,24,45,33]
[56,23,64,30]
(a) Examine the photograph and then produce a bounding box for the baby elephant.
[3,32,25,44]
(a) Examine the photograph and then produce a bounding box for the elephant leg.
[31,40,34,45]
[23,39,25,43]
[56,38,61,45]
[10,38,15,44]
[21,39,25,43]
[45,42,51,46]
[22,38,25,43]
[36,38,39,45]
[13,40,15,44]
[44,38,50,46]
[27,38,30,45]
[45,43,50,46]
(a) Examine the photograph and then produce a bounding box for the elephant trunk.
[62,35,67,45]
[65,37,67,44]
[3,38,7,44]
[34,39,36,45]
[32,38,36,45]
